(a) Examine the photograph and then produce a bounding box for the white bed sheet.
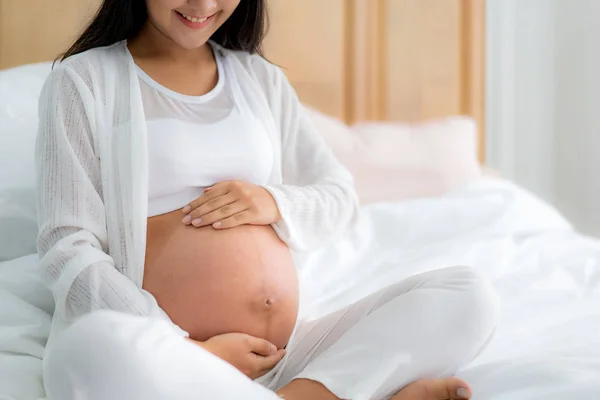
[0,254,51,400]
[1,177,599,399]
[296,178,600,399]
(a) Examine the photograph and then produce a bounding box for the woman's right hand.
[187,333,286,379]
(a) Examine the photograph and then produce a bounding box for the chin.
[173,37,212,51]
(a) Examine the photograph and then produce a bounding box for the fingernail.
[270,344,277,353]
[213,222,222,228]
[182,206,191,214]
[457,388,470,398]
[192,218,202,227]
[182,215,192,224]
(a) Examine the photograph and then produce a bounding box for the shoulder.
[60,41,126,69]
[213,43,286,92]
[48,42,128,94]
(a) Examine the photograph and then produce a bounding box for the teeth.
[181,13,209,23]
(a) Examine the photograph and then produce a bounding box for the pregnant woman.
[36,0,498,399]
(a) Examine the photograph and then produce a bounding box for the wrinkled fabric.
[44,267,497,400]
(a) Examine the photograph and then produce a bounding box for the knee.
[44,311,157,400]
[440,266,500,342]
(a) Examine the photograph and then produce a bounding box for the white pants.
[43,266,498,400]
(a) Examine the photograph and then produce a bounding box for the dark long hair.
[59,0,268,62]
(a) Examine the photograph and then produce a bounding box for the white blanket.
[2,177,599,399]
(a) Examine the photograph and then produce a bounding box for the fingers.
[182,182,230,214]
[213,211,253,230]
[181,181,262,229]
[247,336,278,356]
[189,201,249,228]
[246,349,286,380]
[182,193,237,226]
[256,349,286,372]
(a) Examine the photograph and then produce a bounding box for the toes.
[420,378,472,399]
[394,378,472,400]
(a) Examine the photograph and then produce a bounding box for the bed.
[1,1,599,399]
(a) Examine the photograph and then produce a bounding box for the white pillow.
[0,63,52,262]
[304,107,483,204]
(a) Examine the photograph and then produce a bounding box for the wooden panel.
[347,0,386,123]
[382,0,486,159]
[463,0,486,159]
[0,0,100,69]
[385,0,463,121]
[263,0,349,121]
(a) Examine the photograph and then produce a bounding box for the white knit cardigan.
[35,42,359,339]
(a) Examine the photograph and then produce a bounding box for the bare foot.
[391,378,472,400]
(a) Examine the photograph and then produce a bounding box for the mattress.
[1,177,599,399]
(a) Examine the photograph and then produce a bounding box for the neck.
[128,21,212,66]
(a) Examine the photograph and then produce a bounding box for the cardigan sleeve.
[36,65,185,335]
[259,63,360,251]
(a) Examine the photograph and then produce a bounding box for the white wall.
[553,1,600,237]
[486,0,600,237]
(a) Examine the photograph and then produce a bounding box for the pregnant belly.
[143,210,299,349]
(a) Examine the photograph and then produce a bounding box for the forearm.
[40,230,187,336]
[264,179,359,252]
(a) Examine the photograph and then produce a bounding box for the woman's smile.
[175,10,219,30]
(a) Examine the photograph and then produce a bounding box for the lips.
[174,10,218,29]
[176,11,211,23]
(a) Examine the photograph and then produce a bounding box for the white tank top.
[129,44,274,217]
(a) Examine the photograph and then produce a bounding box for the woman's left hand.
[181,181,282,229]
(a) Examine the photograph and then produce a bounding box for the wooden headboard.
[264,0,486,158]
[0,0,485,158]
